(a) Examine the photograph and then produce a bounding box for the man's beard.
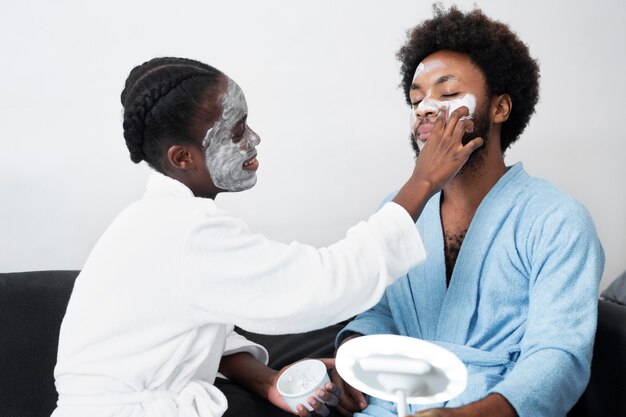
[410,108,490,174]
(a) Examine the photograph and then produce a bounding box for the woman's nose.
[241,128,260,150]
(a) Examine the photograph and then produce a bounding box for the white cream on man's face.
[409,92,477,151]
[202,78,260,191]
[409,59,477,151]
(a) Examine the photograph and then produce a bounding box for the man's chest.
[441,209,473,284]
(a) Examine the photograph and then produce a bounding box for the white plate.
[335,334,467,405]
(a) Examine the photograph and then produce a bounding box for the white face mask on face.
[202,78,260,192]
[409,93,477,151]
[409,58,479,151]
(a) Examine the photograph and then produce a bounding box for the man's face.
[408,50,490,162]
[202,78,261,192]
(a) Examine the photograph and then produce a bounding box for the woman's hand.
[411,104,482,193]
[329,367,368,416]
[268,358,341,416]
[393,105,483,221]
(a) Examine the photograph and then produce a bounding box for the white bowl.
[276,359,331,412]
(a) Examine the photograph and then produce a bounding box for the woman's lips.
[242,154,259,172]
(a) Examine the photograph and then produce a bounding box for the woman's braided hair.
[120,57,223,171]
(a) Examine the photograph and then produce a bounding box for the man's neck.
[441,147,507,216]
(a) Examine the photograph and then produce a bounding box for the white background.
[1,0,624,291]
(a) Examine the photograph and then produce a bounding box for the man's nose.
[416,98,440,119]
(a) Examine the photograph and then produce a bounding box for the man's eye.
[411,100,422,108]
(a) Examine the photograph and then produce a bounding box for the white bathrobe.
[52,171,426,417]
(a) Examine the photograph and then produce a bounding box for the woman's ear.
[491,93,512,124]
[166,145,196,170]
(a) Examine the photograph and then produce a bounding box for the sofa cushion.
[0,270,79,417]
[567,299,626,417]
[600,269,626,306]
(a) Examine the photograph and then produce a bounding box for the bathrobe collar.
[437,162,528,341]
[144,171,197,199]
[393,163,529,342]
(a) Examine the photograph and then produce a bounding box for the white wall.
[1,0,624,291]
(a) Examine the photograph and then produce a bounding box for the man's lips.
[242,153,259,172]
[416,123,434,141]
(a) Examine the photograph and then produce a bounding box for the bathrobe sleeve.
[222,328,269,365]
[334,291,399,347]
[489,199,604,417]
[180,202,426,335]
[334,192,404,347]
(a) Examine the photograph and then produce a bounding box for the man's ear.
[491,93,512,124]
[166,145,196,170]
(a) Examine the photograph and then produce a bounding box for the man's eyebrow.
[436,74,458,85]
[410,74,459,91]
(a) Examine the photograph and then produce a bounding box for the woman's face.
[202,77,261,192]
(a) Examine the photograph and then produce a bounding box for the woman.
[52,57,480,417]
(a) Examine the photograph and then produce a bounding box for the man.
[331,6,605,417]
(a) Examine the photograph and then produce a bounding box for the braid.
[120,57,210,106]
[122,72,208,163]
[120,57,223,170]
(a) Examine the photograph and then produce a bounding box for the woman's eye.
[411,100,422,108]
[232,125,246,142]
[441,93,459,99]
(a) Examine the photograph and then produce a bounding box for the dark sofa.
[1,270,625,417]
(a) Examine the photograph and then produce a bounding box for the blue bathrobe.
[337,163,604,417]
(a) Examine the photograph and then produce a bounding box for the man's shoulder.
[516,173,588,217]
[512,174,598,243]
